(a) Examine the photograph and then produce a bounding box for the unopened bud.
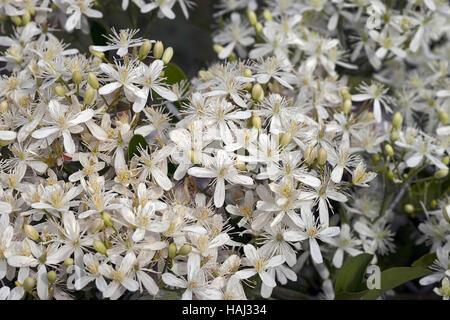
[168,242,177,259]
[0,101,8,113]
[22,11,31,25]
[93,240,107,255]
[438,110,449,125]
[47,270,57,284]
[153,41,164,59]
[390,130,399,141]
[404,204,414,214]
[84,87,95,105]
[102,211,114,227]
[235,160,246,171]
[384,144,394,158]
[255,22,263,35]
[244,68,252,78]
[304,144,317,165]
[23,277,35,292]
[252,83,264,101]
[317,147,327,166]
[11,16,21,26]
[162,47,173,65]
[434,169,448,179]
[24,224,40,241]
[373,153,380,162]
[72,71,82,85]
[252,113,262,131]
[247,9,257,26]
[279,132,292,147]
[213,44,224,54]
[340,88,350,98]
[139,40,152,61]
[55,86,66,97]
[430,199,438,208]
[178,244,192,256]
[89,46,105,59]
[87,72,99,89]
[387,170,394,180]
[392,112,403,129]
[443,156,450,166]
[64,257,74,267]
[342,99,352,114]
[263,9,272,21]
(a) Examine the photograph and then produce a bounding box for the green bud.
[438,110,449,125]
[246,9,257,26]
[168,242,177,259]
[252,83,264,101]
[317,147,327,166]
[443,156,450,166]
[434,169,449,179]
[139,40,152,61]
[55,86,66,97]
[235,160,246,171]
[373,153,380,163]
[162,47,174,65]
[255,22,263,35]
[252,113,262,131]
[22,11,31,25]
[304,144,317,165]
[384,144,394,158]
[263,9,272,21]
[392,112,403,129]
[89,46,105,59]
[342,99,352,114]
[24,224,40,241]
[244,68,252,78]
[102,211,114,227]
[213,44,224,55]
[64,257,74,267]
[153,41,164,59]
[93,240,107,255]
[23,277,36,292]
[72,71,82,85]
[279,132,292,148]
[390,130,399,141]
[0,101,8,113]
[430,199,438,208]
[11,16,22,26]
[84,87,95,105]
[404,204,414,214]
[47,270,57,284]
[387,170,394,180]
[178,244,192,256]
[87,72,99,89]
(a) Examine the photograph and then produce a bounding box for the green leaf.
[412,252,437,268]
[90,20,108,46]
[164,63,188,85]
[335,290,369,300]
[128,134,148,162]
[362,267,432,300]
[335,253,373,294]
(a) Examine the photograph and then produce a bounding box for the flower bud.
[178,244,192,256]
[251,113,262,131]
[390,129,399,141]
[84,87,95,105]
[387,170,394,180]
[93,240,107,255]
[392,112,403,129]
[55,85,66,97]
[87,72,99,89]
[235,160,246,171]
[317,147,327,166]
[168,242,177,259]
[102,211,114,227]
[438,110,449,125]
[255,22,263,35]
[22,11,31,25]
[279,132,292,147]
[72,71,82,85]
[89,46,105,59]
[443,156,450,166]
[364,112,374,121]
[384,144,394,158]
[430,199,437,208]
[47,270,57,284]
[153,41,164,59]
[23,277,35,292]
[263,9,272,21]
[139,40,152,61]
[244,68,252,78]
[340,88,350,98]
[213,44,224,54]
[229,52,237,61]
[64,257,74,267]
[24,224,39,241]
[373,153,380,162]
[342,99,352,114]
[11,16,21,26]
[252,83,264,101]
[162,47,174,65]
[404,204,414,214]
[443,205,450,224]
[247,9,257,26]
[434,169,448,179]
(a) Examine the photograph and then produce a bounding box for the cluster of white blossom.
[0,0,448,301]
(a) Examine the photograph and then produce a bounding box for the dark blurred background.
[62,0,217,78]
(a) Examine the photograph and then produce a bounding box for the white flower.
[352,81,392,123]
[92,28,144,57]
[64,0,103,32]
[100,252,139,299]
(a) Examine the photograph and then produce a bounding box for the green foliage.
[164,62,188,85]
[127,134,148,162]
[335,253,373,295]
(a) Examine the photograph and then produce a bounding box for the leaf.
[362,267,432,300]
[412,252,437,268]
[334,290,369,300]
[90,20,108,46]
[335,253,373,294]
[128,134,148,162]
[164,62,188,85]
